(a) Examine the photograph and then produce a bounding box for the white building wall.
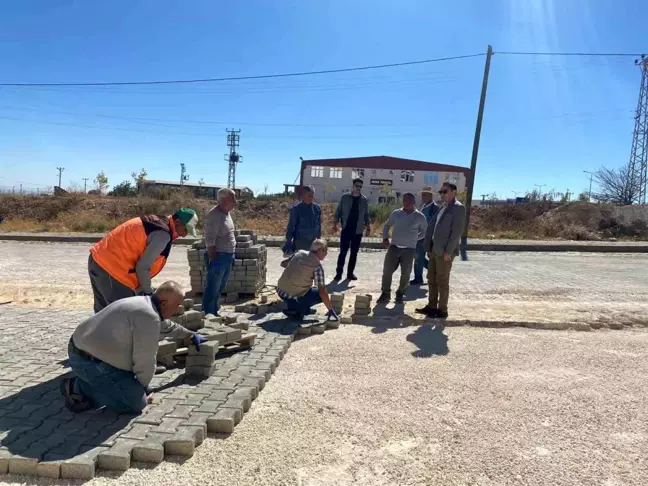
[302,165,466,205]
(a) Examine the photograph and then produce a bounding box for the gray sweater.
[382,208,427,249]
[72,296,193,388]
[204,206,236,253]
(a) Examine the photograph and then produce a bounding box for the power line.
[496,51,643,57]
[0,53,485,87]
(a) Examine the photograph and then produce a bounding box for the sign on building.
[370,179,393,186]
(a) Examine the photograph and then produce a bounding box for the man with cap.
[285,185,321,253]
[88,208,198,313]
[410,186,440,285]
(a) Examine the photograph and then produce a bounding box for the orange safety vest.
[90,215,178,290]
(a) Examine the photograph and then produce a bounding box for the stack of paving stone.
[354,294,372,316]
[157,299,251,368]
[330,293,345,315]
[186,342,218,378]
[186,230,267,298]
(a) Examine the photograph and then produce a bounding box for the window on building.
[329,167,343,179]
[424,172,439,185]
[352,168,365,180]
[400,170,414,183]
[395,192,401,199]
[310,166,324,178]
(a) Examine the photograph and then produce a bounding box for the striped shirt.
[277,263,325,300]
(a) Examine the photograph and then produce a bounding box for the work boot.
[416,305,439,317]
[59,377,91,413]
[376,292,390,304]
[347,274,358,281]
[395,292,404,304]
[438,310,449,319]
[332,273,342,282]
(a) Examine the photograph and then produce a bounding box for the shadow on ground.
[406,324,449,357]
[0,377,136,461]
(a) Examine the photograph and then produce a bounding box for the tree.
[594,165,641,205]
[108,181,137,197]
[577,191,590,203]
[94,171,109,194]
[263,182,269,195]
[197,178,205,187]
[67,181,83,193]
[131,168,147,187]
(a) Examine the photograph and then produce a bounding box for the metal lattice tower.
[628,56,648,204]
[225,129,242,189]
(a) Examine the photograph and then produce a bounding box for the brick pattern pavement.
[0,307,303,479]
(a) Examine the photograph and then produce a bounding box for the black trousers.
[336,232,363,277]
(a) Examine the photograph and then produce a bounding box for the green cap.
[174,208,198,237]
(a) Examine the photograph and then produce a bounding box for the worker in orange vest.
[88,208,198,313]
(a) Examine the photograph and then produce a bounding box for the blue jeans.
[293,237,315,252]
[68,340,147,414]
[202,252,234,315]
[413,239,429,282]
[281,288,322,317]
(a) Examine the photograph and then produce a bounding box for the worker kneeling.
[88,208,198,313]
[276,239,338,321]
[61,281,207,414]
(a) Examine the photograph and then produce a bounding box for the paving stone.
[152,417,186,434]
[186,363,217,378]
[188,341,218,356]
[326,320,341,329]
[202,330,227,345]
[251,367,272,381]
[186,354,216,367]
[157,340,177,356]
[163,428,196,456]
[97,438,141,471]
[242,376,265,392]
[205,389,233,402]
[8,456,39,476]
[36,459,64,479]
[296,326,312,335]
[195,400,224,413]
[207,408,240,433]
[167,404,196,419]
[121,424,153,440]
[221,397,246,418]
[340,316,353,324]
[131,440,164,464]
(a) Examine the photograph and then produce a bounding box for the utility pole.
[180,163,189,185]
[627,55,648,204]
[82,177,89,193]
[56,167,64,188]
[225,129,242,189]
[583,170,595,202]
[461,45,493,261]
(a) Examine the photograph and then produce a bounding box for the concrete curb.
[2,232,648,252]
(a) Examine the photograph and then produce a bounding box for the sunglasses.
[353,184,363,189]
[438,189,449,195]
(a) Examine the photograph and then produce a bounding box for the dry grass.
[2,194,648,240]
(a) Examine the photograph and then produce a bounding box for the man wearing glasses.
[333,178,371,281]
[416,181,466,318]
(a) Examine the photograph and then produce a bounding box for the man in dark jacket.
[285,185,322,252]
[416,182,466,318]
[333,178,371,281]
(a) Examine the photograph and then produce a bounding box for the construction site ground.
[1,241,647,485]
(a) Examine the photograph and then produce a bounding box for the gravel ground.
[1,324,646,486]
[2,241,648,325]
[1,242,647,484]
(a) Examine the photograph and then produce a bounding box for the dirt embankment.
[1,194,648,240]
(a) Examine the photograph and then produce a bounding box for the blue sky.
[0,0,646,199]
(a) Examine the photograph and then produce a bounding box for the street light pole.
[583,171,594,202]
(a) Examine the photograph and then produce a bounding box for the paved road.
[2,241,648,325]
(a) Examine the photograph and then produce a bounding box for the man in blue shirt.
[411,186,440,285]
[285,185,322,253]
